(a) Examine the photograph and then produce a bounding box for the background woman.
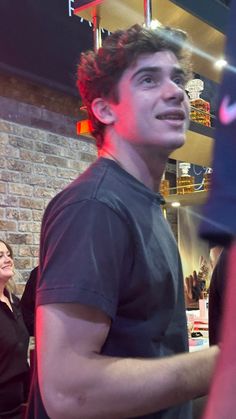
[0,239,29,418]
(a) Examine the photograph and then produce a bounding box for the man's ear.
[91,98,116,125]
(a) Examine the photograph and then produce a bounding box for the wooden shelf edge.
[164,190,208,207]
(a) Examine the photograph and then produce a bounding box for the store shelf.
[170,121,214,167]
[164,190,208,207]
[74,0,226,82]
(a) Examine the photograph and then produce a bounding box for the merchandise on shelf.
[203,168,213,191]
[186,79,211,127]
[177,162,195,194]
[160,174,170,198]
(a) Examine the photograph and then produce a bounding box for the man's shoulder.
[46,158,107,207]
[47,158,136,211]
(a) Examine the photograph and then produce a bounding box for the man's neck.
[99,141,168,191]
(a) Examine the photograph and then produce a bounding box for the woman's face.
[0,242,14,284]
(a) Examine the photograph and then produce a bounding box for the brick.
[7,159,32,173]
[8,135,34,150]
[34,165,57,176]
[18,221,41,233]
[14,269,24,283]
[0,144,19,158]
[22,127,46,141]
[79,140,96,154]
[46,178,69,190]
[0,194,19,207]
[34,142,62,155]
[21,173,46,186]
[9,183,33,196]
[34,187,57,199]
[31,247,39,258]
[0,158,6,168]
[45,155,69,168]
[14,257,32,270]
[47,133,68,147]
[6,208,32,221]
[16,283,26,296]
[0,132,10,144]
[33,233,40,245]
[80,152,96,163]
[7,233,33,245]
[11,245,20,258]
[68,160,82,172]
[56,167,77,180]
[0,232,7,240]
[18,245,39,257]
[0,183,6,193]
[79,161,91,172]
[19,149,46,164]
[0,170,21,182]
[19,197,44,210]
[0,220,17,231]
[0,120,23,136]
[32,210,43,222]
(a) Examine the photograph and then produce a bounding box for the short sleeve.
[37,199,133,319]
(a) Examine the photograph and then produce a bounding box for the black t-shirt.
[0,291,29,414]
[27,158,191,419]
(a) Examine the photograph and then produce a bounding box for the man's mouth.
[156,111,185,121]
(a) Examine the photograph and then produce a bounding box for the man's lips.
[155,110,185,120]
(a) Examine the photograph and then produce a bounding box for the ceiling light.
[171,202,181,208]
[150,19,162,29]
[214,58,227,69]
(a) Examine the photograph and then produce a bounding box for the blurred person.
[21,266,38,337]
[27,24,219,419]
[0,239,29,419]
[199,0,236,416]
[184,256,209,310]
[208,246,225,345]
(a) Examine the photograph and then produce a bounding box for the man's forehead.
[127,51,181,75]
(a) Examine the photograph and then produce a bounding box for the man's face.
[108,50,190,153]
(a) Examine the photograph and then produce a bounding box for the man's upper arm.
[36,302,111,414]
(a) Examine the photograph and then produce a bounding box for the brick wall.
[0,74,97,292]
[0,118,97,291]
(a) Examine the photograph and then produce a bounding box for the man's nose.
[162,80,185,102]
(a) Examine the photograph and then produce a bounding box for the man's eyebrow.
[130,66,186,80]
[171,68,186,77]
[131,66,162,80]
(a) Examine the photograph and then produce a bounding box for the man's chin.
[167,136,186,152]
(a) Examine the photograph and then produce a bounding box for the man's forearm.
[42,346,219,419]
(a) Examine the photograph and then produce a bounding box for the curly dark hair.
[77,24,192,149]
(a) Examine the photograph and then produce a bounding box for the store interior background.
[0,0,231,295]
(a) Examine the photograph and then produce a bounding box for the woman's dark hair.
[77,23,192,148]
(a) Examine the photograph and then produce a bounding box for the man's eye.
[173,77,185,88]
[141,76,155,85]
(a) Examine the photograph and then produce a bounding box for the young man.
[27,24,218,418]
